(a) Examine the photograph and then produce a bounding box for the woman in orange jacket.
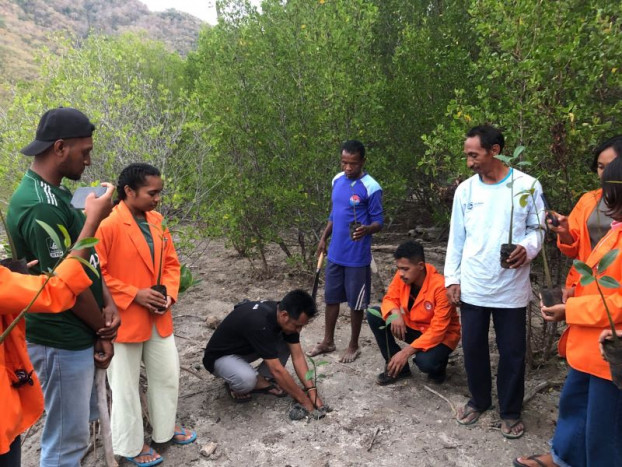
[0,185,114,466]
[514,157,622,467]
[551,135,620,288]
[95,163,194,467]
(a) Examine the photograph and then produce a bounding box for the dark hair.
[341,140,366,160]
[278,289,317,320]
[590,135,622,173]
[394,240,425,264]
[117,163,161,201]
[466,125,505,153]
[602,156,622,221]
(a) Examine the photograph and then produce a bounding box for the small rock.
[200,442,218,458]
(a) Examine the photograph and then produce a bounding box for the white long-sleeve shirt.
[444,168,544,308]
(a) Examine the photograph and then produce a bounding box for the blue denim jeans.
[552,368,622,467]
[27,343,97,467]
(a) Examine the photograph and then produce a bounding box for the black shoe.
[376,369,412,386]
[427,369,447,385]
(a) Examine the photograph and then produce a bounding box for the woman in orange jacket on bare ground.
[95,163,195,467]
[514,157,622,467]
[551,136,620,287]
[0,185,114,467]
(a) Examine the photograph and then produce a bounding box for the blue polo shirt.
[327,172,383,267]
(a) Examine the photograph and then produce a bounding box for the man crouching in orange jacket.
[0,184,114,466]
[367,240,461,385]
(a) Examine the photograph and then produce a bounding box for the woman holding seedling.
[96,163,195,467]
[550,135,620,288]
[514,157,622,467]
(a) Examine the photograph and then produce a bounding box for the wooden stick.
[367,427,381,452]
[96,368,118,467]
[181,365,205,380]
[423,385,457,415]
[523,380,563,405]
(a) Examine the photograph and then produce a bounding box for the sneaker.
[376,369,412,386]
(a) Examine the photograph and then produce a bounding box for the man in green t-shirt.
[7,107,120,467]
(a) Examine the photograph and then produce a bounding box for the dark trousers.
[460,301,526,420]
[0,436,20,467]
[552,368,622,467]
[366,307,452,378]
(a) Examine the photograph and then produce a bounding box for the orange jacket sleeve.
[380,272,403,319]
[0,259,92,315]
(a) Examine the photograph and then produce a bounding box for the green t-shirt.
[134,216,154,260]
[6,169,104,350]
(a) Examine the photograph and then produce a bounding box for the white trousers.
[107,326,180,457]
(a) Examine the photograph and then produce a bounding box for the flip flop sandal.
[513,454,553,467]
[125,447,164,467]
[250,383,288,398]
[172,428,197,445]
[225,382,252,403]
[502,419,525,439]
[456,403,484,426]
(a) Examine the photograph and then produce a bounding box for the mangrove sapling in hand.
[367,307,403,379]
[150,219,169,311]
[349,181,362,240]
[288,356,330,421]
[515,185,562,306]
[574,249,622,389]
[495,145,530,268]
[0,220,100,344]
[0,207,28,274]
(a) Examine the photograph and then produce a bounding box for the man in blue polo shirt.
[308,140,383,363]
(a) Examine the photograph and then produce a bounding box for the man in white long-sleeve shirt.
[444,125,544,440]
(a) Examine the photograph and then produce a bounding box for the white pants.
[107,326,180,457]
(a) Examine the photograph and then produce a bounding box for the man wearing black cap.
[6,107,120,466]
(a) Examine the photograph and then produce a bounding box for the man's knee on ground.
[224,368,257,393]
[414,352,446,374]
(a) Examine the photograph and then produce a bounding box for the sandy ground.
[21,233,565,467]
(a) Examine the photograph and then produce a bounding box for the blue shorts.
[324,260,371,310]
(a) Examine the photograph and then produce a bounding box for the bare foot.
[339,347,361,363]
[306,342,336,357]
[128,445,161,464]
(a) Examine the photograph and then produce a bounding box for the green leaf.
[598,276,621,289]
[597,249,619,274]
[366,308,382,318]
[573,259,594,278]
[579,275,595,287]
[495,154,512,165]
[71,237,99,251]
[304,370,313,381]
[385,314,398,325]
[513,145,525,158]
[69,256,100,277]
[379,325,386,330]
[516,160,531,167]
[316,360,329,367]
[519,194,529,208]
[35,221,64,256]
[58,224,72,249]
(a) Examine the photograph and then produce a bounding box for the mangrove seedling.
[0,220,99,344]
[366,307,401,372]
[516,183,561,306]
[348,180,361,240]
[149,219,169,310]
[495,145,530,268]
[305,355,328,408]
[574,249,622,388]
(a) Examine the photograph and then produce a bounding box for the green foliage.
[574,249,621,338]
[179,264,201,294]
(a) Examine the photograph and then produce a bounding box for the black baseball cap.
[20,107,96,156]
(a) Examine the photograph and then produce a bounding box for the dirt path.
[21,235,563,466]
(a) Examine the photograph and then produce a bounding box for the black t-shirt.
[203,300,300,373]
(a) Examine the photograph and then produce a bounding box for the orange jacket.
[558,189,601,288]
[559,224,622,381]
[95,201,180,343]
[0,259,91,455]
[381,263,461,351]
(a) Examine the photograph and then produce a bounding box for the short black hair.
[117,163,161,201]
[590,135,622,173]
[602,156,622,221]
[278,289,317,320]
[341,140,365,160]
[466,125,505,153]
[394,240,425,264]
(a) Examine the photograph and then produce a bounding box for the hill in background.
[0,0,204,83]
